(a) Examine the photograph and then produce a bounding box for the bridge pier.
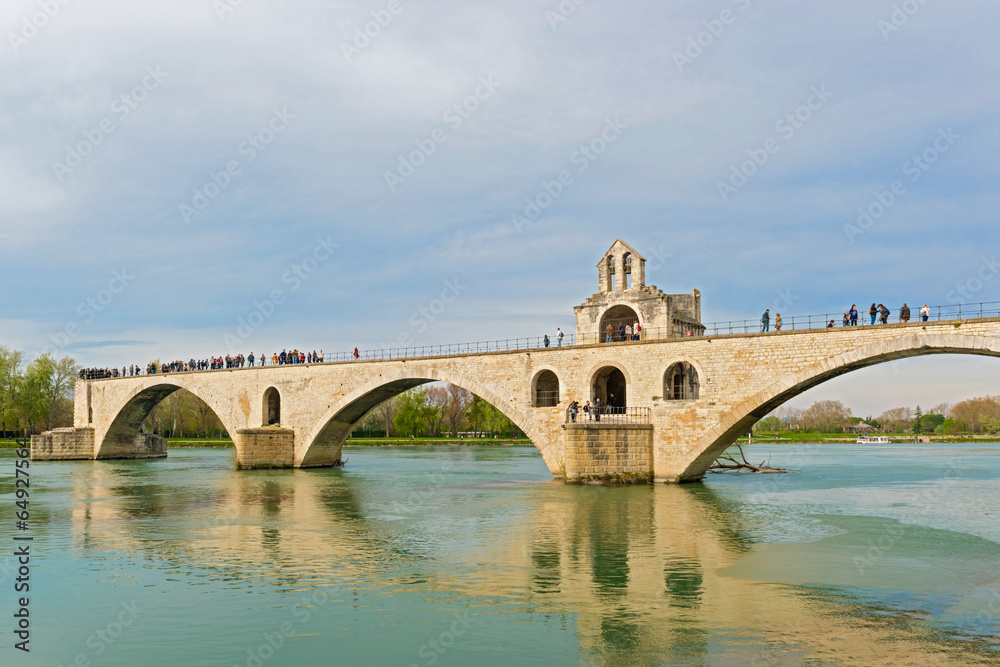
[563,424,654,483]
[235,428,295,469]
[31,427,96,461]
[29,427,167,461]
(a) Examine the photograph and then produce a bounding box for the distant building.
[574,240,705,342]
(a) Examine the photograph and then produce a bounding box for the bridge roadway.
[34,317,1000,482]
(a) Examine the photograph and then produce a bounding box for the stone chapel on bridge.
[574,240,705,342]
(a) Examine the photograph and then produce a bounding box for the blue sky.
[3,0,999,415]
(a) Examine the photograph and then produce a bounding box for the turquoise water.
[3,443,1000,666]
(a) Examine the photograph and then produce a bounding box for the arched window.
[607,255,616,292]
[623,252,632,290]
[592,366,627,411]
[600,305,641,343]
[533,370,560,407]
[263,387,281,425]
[664,363,699,400]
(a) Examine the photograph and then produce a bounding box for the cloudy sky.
[3,0,999,415]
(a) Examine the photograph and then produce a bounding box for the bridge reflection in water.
[52,448,995,665]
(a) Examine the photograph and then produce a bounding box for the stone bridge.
[33,317,1000,482]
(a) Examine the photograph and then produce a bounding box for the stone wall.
[31,427,95,461]
[564,424,653,482]
[236,428,295,469]
[73,317,1000,482]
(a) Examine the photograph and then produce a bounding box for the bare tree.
[424,386,451,437]
[801,400,852,432]
[444,384,473,437]
[375,396,399,437]
[774,405,805,428]
[877,406,915,433]
[950,396,1000,433]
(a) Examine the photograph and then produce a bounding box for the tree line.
[0,346,78,436]
[756,396,1000,435]
[352,384,525,439]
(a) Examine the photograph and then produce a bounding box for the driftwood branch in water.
[707,445,792,474]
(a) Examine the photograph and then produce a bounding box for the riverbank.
[345,437,532,447]
[737,433,1000,445]
[165,437,534,448]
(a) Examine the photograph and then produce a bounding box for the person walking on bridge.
[900,303,911,322]
[920,304,930,321]
[774,313,782,331]
[869,303,878,325]
[849,305,859,325]
[761,309,770,332]
[556,328,564,346]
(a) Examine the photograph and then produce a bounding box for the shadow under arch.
[681,332,1000,480]
[299,368,555,473]
[98,380,240,460]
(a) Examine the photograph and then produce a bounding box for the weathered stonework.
[574,240,705,341]
[31,427,95,460]
[235,428,295,469]
[564,423,653,482]
[62,316,1000,483]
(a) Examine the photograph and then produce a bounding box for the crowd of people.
[79,349,327,379]
[762,303,932,332]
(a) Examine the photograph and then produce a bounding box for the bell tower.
[575,240,703,343]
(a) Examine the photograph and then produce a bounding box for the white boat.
[857,435,892,444]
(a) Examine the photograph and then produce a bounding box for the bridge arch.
[531,368,560,407]
[588,361,632,410]
[299,368,558,473]
[664,360,702,401]
[97,378,241,460]
[599,305,640,342]
[263,387,281,425]
[679,332,1000,481]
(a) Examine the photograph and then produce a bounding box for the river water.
[3,443,1000,666]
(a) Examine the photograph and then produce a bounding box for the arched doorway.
[664,363,700,400]
[592,366,627,412]
[263,387,281,425]
[600,305,640,343]
[533,370,560,407]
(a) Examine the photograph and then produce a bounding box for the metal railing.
[565,406,651,425]
[85,300,1000,379]
[711,301,1000,335]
